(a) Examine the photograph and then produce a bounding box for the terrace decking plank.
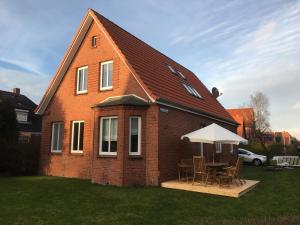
[161,179,259,198]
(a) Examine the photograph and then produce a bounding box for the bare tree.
[250,92,271,160]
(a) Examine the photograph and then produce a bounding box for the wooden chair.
[192,156,212,185]
[219,158,245,186]
[177,159,193,181]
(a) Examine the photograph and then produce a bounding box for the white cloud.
[287,128,300,140]
[0,68,50,103]
[199,1,300,139]
[292,101,300,110]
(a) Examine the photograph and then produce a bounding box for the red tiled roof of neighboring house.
[227,108,254,127]
[92,10,235,123]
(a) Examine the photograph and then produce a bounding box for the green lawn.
[0,166,300,225]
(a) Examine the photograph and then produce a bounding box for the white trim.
[129,116,141,155]
[15,109,29,113]
[92,36,97,47]
[99,94,148,104]
[100,60,113,91]
[71,120,84,153]
[99,116,118,155]
[76,66,88,94]
[51,122,63,153]
[15,109,29,123]
[230,144,234,154]
[156,100,237,127]
[216,143,222,154]
[90,12,154,102]
[36,14,93,115]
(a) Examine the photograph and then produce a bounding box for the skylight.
[182,83,202,99]
[167,64,177,74]
[177,71,186,79]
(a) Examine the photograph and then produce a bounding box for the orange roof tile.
[93,10,235,123]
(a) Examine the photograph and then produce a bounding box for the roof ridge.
[91,9,195,74]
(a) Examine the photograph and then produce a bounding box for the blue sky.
[0,0,299,139]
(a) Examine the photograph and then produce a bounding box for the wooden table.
[206,162,228,168]
[206,162,229,183]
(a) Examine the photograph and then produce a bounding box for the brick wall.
[157,105,238,183]
[39,20,149,181]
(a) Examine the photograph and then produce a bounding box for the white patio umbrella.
[181,123,248,145]
[181,123,248,157]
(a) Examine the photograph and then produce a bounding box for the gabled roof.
[0,89,41,133]
[0,90,37,111]
[227,108,254,127]
[92,94,150,108]
[36,9,236,125]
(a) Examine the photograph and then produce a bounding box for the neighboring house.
[275,131,292,145]
[0,88,41,143]
[227,108,255,142]
[262,131,275,145]
[36,9,238,186]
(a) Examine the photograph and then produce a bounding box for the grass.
[0,166,300,225]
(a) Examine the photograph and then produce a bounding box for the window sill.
[98,154,117,158]
[128,155,143,159]
[100,87,113,92]
[70,152,84,156]
[51,151,62,155]
[75,91,88,95]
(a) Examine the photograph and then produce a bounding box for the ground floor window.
[99,117,118,155]
[230,144,234,154]
[216,143,222,153]
[129,116,141,155]
[71,121,84,153]
[51,122,63,152]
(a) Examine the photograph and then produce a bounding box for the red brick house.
[36,9,238,186]
[227,108,255,142]
[275,131,292,145]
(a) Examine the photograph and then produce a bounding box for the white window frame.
[71,120,84,153]
[216,143,222,154]
[100,61,113,91]
[191,87,202,98]
[230,144,234,154]
[92,36,97,47]
[99,116,118,155]
[51,122,63,153]
[129,116,142,156]
[15,109,29,123]
[178,71,186,79]
[167,64,177,74]
[182,83,203,99]
[76,66,88,94]
[183,84,193,95]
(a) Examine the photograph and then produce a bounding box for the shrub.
[0,138,40,175]
[239,143,298,158]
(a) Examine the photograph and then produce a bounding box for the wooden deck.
[161,179,259,198]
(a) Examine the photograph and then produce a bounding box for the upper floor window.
[77,66,88,94]
[216,143,222,154]
[167,64,177,75]
[51,122,63,153]
[182,83,202,99]
[92,36,97,47]
[177,71,186,79]
[71,121,84,153]
[129,116,141,155]
[15,109,28,123]
[100,61,113,90]
[100,117,118,155]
